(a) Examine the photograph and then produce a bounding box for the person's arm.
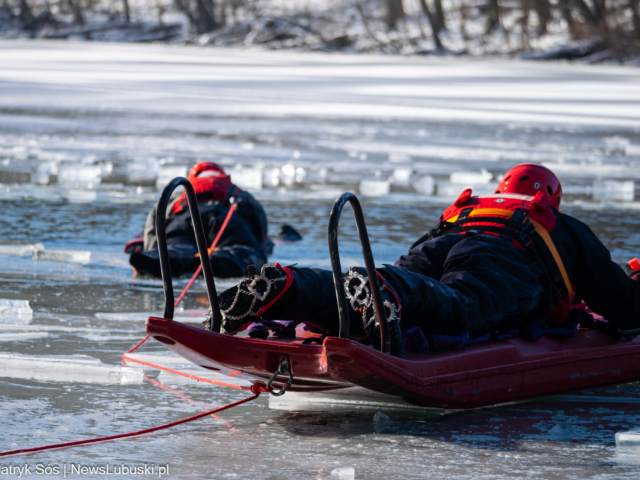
[556,213,640,330]
[143,205,157,251]
[394,235,463,279]
[142,192,183,251]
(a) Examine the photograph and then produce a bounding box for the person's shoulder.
[554,209,582,225]
[237,187,261,206]
[553,209,596,237]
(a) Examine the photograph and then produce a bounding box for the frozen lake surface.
[1,41,640,478]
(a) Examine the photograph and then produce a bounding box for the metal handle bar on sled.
[156,177,222,331]
[329,192,390,354]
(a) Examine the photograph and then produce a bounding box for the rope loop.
[250,383,272,395]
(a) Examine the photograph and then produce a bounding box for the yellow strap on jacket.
[444,208,573,298]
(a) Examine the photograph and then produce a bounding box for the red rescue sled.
[146,316,640,409]
[146,180,640,409]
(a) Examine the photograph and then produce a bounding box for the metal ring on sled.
[328,192,390,354]
[155,177,223,331]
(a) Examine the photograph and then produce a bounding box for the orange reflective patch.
[629,258,640,271]
[445,208,515,224]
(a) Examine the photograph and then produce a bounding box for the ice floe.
[331,467,355,478]
[95,309,207,323]
[0,353,142,384]
[592,180,635,202]
[155,164,188,190]
[57,164,102,188]
[359,179,390,197]
[0,332,48,341]
[0,299,33,324]
[32,249,91,264]
[0,243,44,256]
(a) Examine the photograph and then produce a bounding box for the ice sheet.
[0,353,143,384]
[0,332,48,341]
[155,164,188,190]
[95,309,207,323]
[359,179,390,197]
[592,180,635,202]
[617,432,640,447]
[57,164,102,188]
[32,249,91,264]
[230,166,263,190]
[0,299,33,324]
[412,175,435,195]
[0,242,44,256]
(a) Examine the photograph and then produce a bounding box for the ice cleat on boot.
[206,263,294,335]
[344,266,371,311]
[344,267,403,356]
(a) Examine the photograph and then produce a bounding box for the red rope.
[142,376,237,430]
[174,203,238,307]
[122,354,252,392]
[122,202,240,382]
[0,204,256,459]
[124,202,238,360]
[0,385,269,458]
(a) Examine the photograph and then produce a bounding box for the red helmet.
[187,162,225,180]
[495,163,562,209]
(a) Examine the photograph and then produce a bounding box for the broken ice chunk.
[626,144,640,156]
[156,164,188,190]
[412,175,435,195]
[438,181,497,198]
[32,249,91,264]
[359,179,390,197]
[263,168,280,187]
[549,421,574,440]
[65,190,98,203]
[392,167,413,185]
[450,169,493,185]
[0,299,33,324]
[0,243,44,256]
[616,432,640,447]
[33,162,57,185]
[592,180,634,202]
[331,467,355,478]
[57,164,102,188]
[0,332,48,341]
[127,160,159,184]
[372,411,392,433]
[0,353,143,384]
[280,164,296,186]
[230,166,263,190]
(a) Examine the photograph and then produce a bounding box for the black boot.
[206,263,294,334]
[344,266,403,356]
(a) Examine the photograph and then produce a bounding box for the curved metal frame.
[156,177,222,332]
[328,192,390,354]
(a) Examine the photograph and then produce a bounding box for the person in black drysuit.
[129,162,273,279]
[212,164,640,356]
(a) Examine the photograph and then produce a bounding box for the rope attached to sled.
[0,384,271,458]
[0,204,261,459]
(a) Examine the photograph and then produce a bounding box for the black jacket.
[142,185,272,256]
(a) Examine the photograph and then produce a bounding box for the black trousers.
[130,235,267,278]
[264,234,549,337]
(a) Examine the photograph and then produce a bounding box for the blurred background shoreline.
[1,0,639,63]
